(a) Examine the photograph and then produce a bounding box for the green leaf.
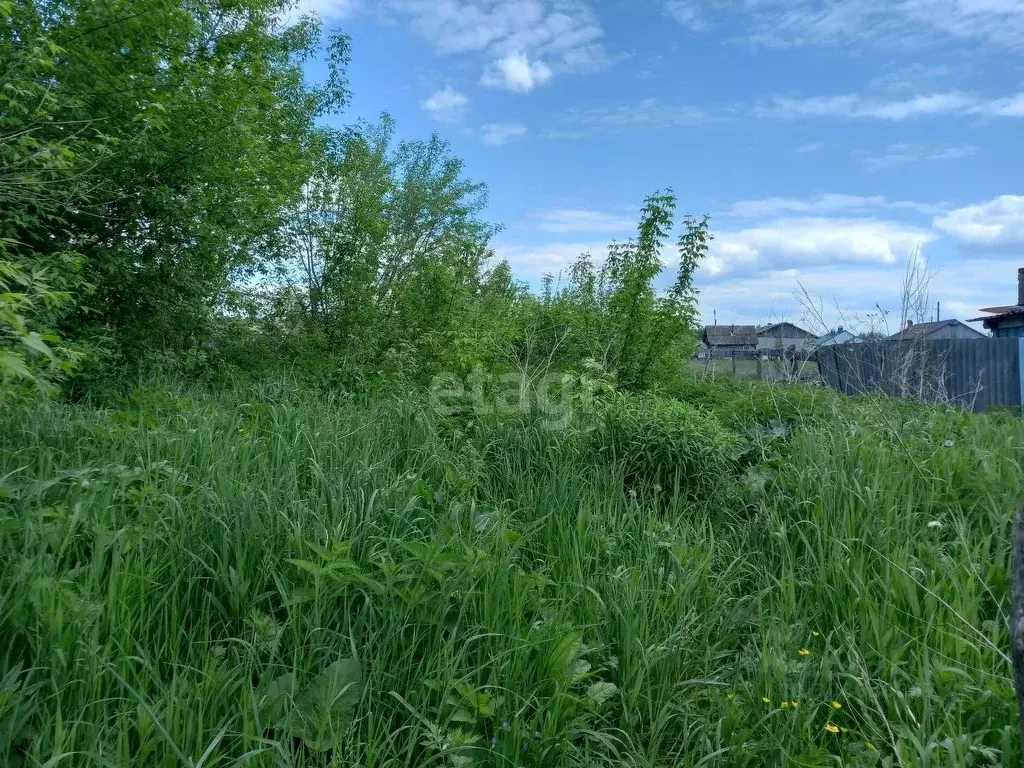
[586,681,618,708]
[265,659,362,752]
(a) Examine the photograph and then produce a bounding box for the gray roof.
[757,322,816,338]
[969,306,1024,329]
[888,319,986,340]
[703,324,758,347]
[814,328,859,346]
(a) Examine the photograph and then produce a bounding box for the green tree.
[276,117,499,378]
[5,0,351,356]
[0,4,92,392]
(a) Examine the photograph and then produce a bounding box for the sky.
[301,0,1024,334]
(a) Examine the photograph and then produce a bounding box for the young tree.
[5,0,352,355]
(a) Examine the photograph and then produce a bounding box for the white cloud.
[481,52,553,92]
[725,194,946,218]
[968,93,1024,117]
[493,240,609,278]
[373,0,606,88]
[696,256,1024,330]
[756,92,975,120]
[422,87,469,122]
[480,122,528,145]
[755,90,1024,120]
[687,0,1024,50]
[546,98,709,138]
[934,195,1024,249]
[857,143,978,171]
[703,217,936,277]
[796,141,825,153]
[664,0,706,28]
[531,208,635,233]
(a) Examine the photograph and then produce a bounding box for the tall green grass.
[1,378,1021,766]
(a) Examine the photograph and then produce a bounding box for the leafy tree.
[506,190,709,391]
[0,3,92,392]
[5,0,351,356]
[275,117,499,378]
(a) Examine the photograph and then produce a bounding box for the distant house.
[756,322,817,353]
[814,327,861,348]
[969,266,1024,338]
[702,325,758,357]
[888,319,986,341]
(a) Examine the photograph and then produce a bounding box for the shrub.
[594,393,742,503]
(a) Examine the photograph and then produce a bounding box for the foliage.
[4,0,351,358]
[508,190,709,392]
[0,376,1020,766]
[271,116,499,380]
[0,5,91,393]
[594,392,742,502]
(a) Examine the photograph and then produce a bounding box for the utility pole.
[936,302,941,322]
[714,309,717,326]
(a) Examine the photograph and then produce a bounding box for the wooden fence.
[815,339,1023,412]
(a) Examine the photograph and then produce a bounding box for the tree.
[512,190,709,391]
[0,3,93,392]
[275,117,500,378]
[4,0,352,356]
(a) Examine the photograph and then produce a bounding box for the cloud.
[481,52,553,92]
[546,98,709,138]
[703,217,937,278]
[968,93,1024,117]
[480,122,528,145]
[531,208,636,233]
[373,0,606,88]
[422,87,470,122]
[796,141,825,153]
[684,0,1024,50]
[754,90,1024,120]
[664,0,706,28]
[934,195,1024,249]
[755,92,975,120]
[725,194,946,219]
[857,143,978,171]
[492,240,609,278]
[696,256,1024,330]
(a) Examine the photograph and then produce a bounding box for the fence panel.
[815,339,1021,412]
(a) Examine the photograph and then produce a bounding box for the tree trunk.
[1011,506,1024,760]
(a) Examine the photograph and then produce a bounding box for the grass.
[0,376,1021,766]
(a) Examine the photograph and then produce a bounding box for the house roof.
[969,306,1024,327]
[888,319,986,340]
[757,322,816,338]
[814,328,858,345]
[703,324,758,347]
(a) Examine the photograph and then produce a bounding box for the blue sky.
[303,0,1024,333]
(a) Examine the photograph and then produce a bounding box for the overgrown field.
[1,378,1021,766]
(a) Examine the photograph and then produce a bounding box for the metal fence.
[815,339,1023,412]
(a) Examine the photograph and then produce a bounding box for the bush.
[594,393,742,503]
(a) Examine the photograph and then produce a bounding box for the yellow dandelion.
[831,701,842,710]
[798,648,811,656]
[780,701,789,710]
[824,724,840,735]
[812,631,820,637]
[789,700,800,709]
[762,697,770,704]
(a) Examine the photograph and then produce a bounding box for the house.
[814,327,861,348]
[969,267,1024,338]
[702,325,758,357]
[756,322,817,353]
[888,319,987,341]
